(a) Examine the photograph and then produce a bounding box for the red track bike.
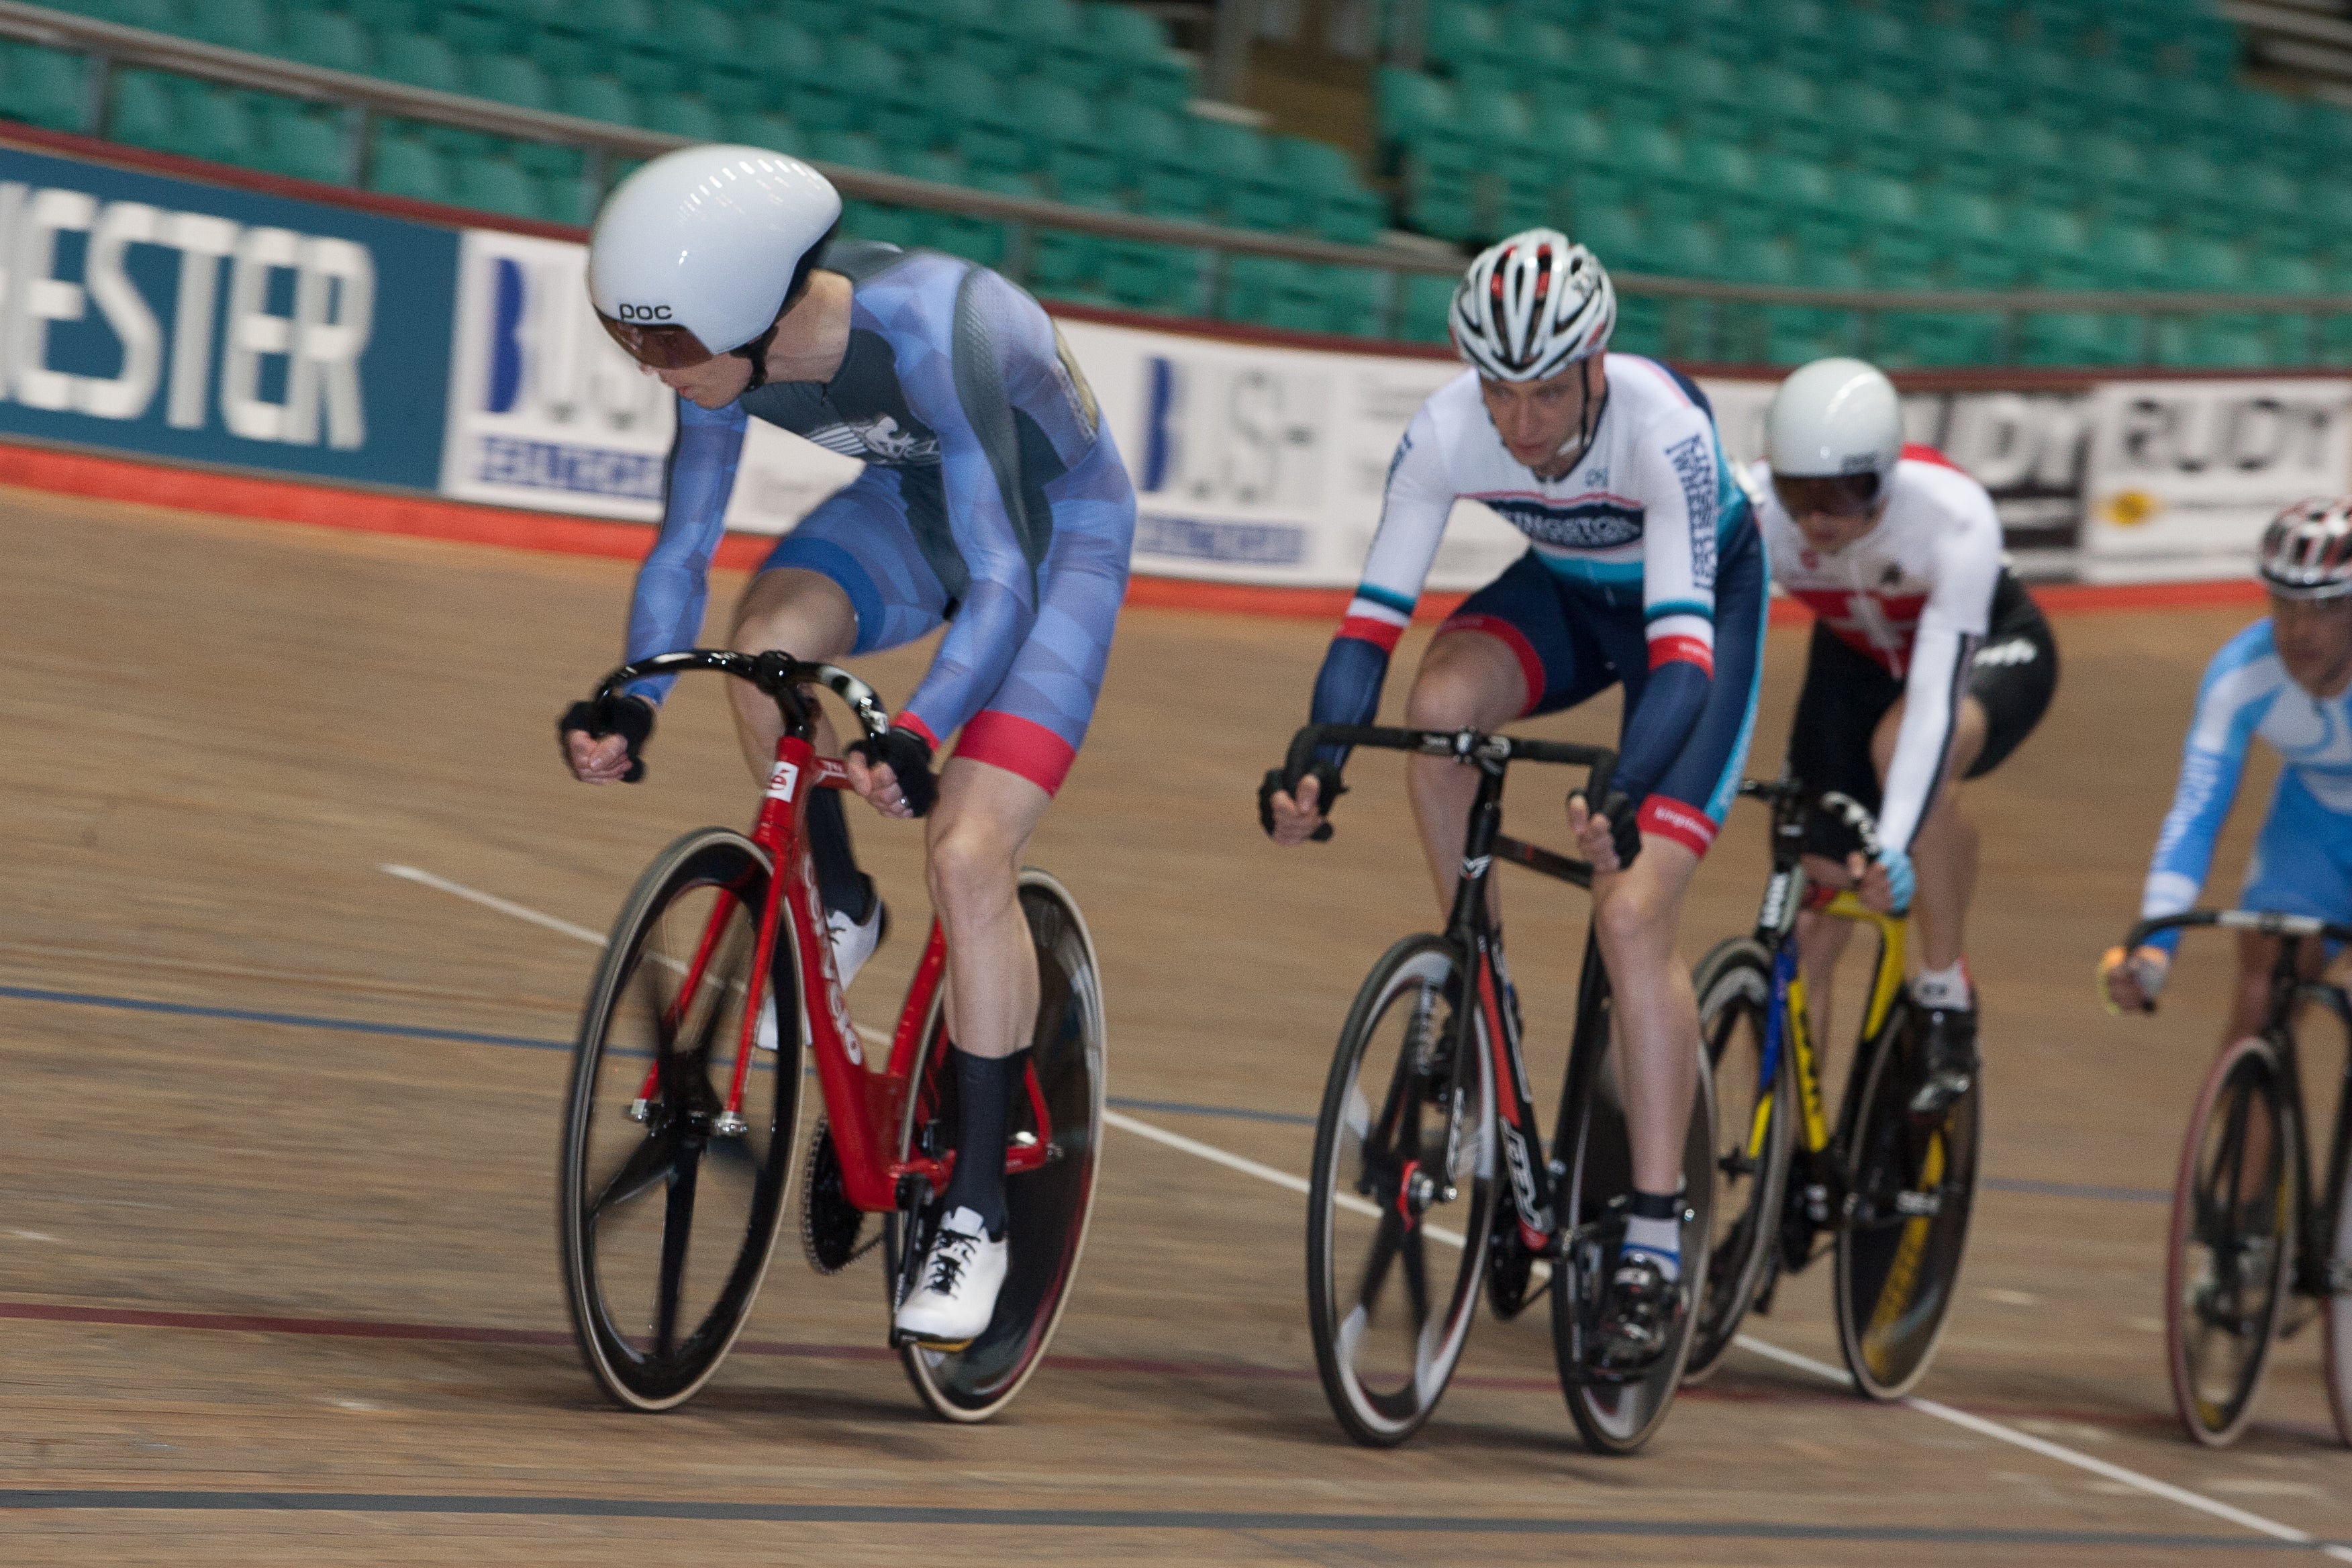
[555,650,1107,1423]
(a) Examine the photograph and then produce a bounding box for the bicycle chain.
[800,1118,884,1274]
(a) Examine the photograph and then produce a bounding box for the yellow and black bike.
[1679,776,1981,1399]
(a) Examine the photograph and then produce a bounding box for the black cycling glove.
[559,693,655,783]
[1258,761,1346,842]
[1573,788,1643,871]
[848,726,939,818]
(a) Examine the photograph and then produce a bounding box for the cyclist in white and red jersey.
[1755,358,2057,1118]
[1261,230,1767,1374]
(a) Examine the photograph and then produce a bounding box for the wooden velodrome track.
[4,482,2350,1565]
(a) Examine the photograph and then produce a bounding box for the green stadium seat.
[75,0,178,29]
[2021,311,2139,369]
[1914,26,2006,118]
[281,11,373,75]
[642,93,726,142]
[1988,117,2072,211]
[1824,83,1914,179]
[2005,50,2096,134]
[1748,67,1829,163]
[787,36,899,133]
[730,19,823,109]
[1680,137,1765,235]
[1558,34,1651,101]
[2247,252,2326,366]
[2096,226,2171,291]
[174,85,256,167]
[1759,0,1839,79]
[1651,47,1743,145]
[650,0,744,72]
[1030,226,1106,303]
[369,132,454,203]
[842,199,924,248]
[107,68,181,152]
[1424,0,1504,75]
[1751,153,1837,248]
[452,156,547,220]
[181,0,273,55]
[1398,271,1454,344]
[724,109,808,156]
[809,128,888,170]
[435,8,520,58]
[554,74,637,127]
[2067,132,2157,225]
[467,55,554,113]
[1847,11,1929,100]
[375,32,463,94]
[2149,147,2231,239]
[1101,242,1206,314]
[243,99,345,184]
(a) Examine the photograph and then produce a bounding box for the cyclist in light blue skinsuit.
[558,146,1134,1349]
[2105,500,2352,1036]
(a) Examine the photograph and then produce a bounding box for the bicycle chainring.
[800,1118,873,1274]
[1485,1216,1541,1320]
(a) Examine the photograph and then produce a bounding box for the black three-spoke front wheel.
[558,828,801,1412]
[1306,934,1499,1447]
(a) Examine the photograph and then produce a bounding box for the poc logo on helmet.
[615,302,673,322]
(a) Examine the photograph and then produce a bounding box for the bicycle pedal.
[1892,1189,1942,1218]
[627,1098,650,1122]
[713,1112,748,1138]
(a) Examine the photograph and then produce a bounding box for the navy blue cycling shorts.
[1438,520,1767,857]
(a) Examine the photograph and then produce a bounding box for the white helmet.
[1450,228,1615,382]
[1764,357,1903,516]
[588,143,842,371]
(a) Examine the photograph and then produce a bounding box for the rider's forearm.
[1307,634,1392,766]
[900,574,1035,748]
[622,398,746,704]
[1877,628,1975,852]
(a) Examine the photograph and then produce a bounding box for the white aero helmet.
[1450,228,1616,382]
[588,143,842,371]
[1765,356,1904,516]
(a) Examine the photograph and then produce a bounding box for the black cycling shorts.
[1785,569,2058,861]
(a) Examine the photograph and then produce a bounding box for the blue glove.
[1875,844,1916,914]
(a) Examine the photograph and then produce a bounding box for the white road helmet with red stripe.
[1450,228,1616,382]
[2259,497,2352,599]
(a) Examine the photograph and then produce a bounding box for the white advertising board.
[2081,377,2352,583]
[440,228,856,534]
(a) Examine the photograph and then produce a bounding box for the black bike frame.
[2128,909,2352,1300]
[1283,723,1616,1257]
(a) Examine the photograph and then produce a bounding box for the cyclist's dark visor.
[1771,471,1883,518]
[596,313,719,370]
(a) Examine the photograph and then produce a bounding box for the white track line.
[386,862,2349,1559]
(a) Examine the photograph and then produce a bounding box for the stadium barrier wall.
[3,138,2347,593]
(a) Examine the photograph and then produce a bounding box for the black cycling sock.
[805,787,875,923]
[942,1048,1019,1237]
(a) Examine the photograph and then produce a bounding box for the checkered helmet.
[1450,228,1615,383]
[2259,497,2352,599]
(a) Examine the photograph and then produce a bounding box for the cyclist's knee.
[731,567,856,658]
[1595,873,1673,959]
[924,812,1017,922]
[1406,640,1522,730]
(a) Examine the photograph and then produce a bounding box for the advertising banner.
[440,226,859,533]
[0,144,453,489]
[2081,377,2352,582]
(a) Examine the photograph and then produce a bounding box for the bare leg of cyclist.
[893,758,1049,1342]
[1595,839,1702,1196]
[1404,630,1528,918]
[726,567,859,776]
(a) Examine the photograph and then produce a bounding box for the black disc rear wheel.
[888,870,1106,1424]
[558,827,799,1411]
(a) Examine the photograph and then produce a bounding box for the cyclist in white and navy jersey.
[1755,358,2057,1120]
[557,145,1134,1350]
[2106,499,2352,1032]
[1260,229,1767,1374]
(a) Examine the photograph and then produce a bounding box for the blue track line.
[0,981,2176,1202]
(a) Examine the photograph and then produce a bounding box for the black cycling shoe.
[1907,1003,1979,1123]
[1590,1251,1687,1381]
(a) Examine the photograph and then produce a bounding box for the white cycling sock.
[1622,1214,1682,1281]
[1912,961,1972,1010]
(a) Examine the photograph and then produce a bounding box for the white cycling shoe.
[893,1206,1008,1349]
[755,895,885,1052]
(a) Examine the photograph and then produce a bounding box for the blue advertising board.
[0,144,455,489]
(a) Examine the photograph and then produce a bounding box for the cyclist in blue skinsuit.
[2105,500,2352,1036]
[558,146,1134,1348]
[1261,230,1766,1374]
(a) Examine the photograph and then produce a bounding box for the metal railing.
[5,0,2351,360]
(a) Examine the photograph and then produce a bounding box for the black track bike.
[1680,777,1982,1400]
[1286,723,1717,1456]
[2114,909,2352,1447]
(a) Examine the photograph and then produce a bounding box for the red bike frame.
[637,728,1053,1214]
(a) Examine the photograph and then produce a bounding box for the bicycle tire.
[1551,997,1718,1456]
[558,826,800,1412]
[1683,938,1792,1385]
[1834,1004,1980,1401]
[2167,1034,2296,1447]
[1306,933,1499,1447]
[889,870,1106,1424]
[2322,1115,2352,1449]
